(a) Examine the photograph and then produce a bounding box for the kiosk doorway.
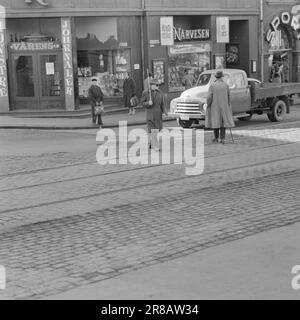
[9,51,64,110]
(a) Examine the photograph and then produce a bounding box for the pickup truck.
[168,69,300,128]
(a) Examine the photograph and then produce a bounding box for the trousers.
[214,128,226,140]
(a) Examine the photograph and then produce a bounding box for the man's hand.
[149,100,153,106]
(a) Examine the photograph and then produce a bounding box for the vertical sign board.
[0,18,9,112]
[216,17,229,43]
[0,265,5,290]
[160,16,174,46]
[61,17,75,111]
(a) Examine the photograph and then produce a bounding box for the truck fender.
[279,96,290,114]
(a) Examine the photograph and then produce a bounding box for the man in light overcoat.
[205,70,235,144]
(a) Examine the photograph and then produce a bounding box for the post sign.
[160,16,174,46]
[61,17,74,110]
[216,17,229,43]
[0,18,9,112]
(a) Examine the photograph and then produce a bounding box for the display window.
[168,43,211,92]
[77,49,131,99]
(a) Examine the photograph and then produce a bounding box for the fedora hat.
[215,70,224,78]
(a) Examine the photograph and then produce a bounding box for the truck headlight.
[202,103,208,113]
[170,100,177,113]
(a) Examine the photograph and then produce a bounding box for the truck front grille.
[175,102,200,114]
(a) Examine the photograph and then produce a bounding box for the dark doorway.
[226,20,249,75]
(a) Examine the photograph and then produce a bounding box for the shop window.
[77,49,131,99]
[168,43,211,92]
[15,55,34,97]
[40,55,62,97]
[229,73,246,88]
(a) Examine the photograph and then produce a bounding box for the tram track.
[0,153,299,215]
[1,118,299,179]
[0,127,299,192]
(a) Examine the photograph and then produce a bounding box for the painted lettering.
[0,30,8,98]
[61,18,74,103]
[0,87,7,97]
[174,27,210,42]
[66,87,73,95]
[25,0,49,6]
[0,76,6,87]
[267,6,300,43]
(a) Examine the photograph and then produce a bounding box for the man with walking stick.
[205,70,235,144]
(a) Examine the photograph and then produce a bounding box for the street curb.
[0,118,176,130]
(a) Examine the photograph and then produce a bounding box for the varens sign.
[24,0,50,6]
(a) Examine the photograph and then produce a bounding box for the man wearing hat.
[140,79,167,151]
[88,77,104,126]
[205,70,235,144]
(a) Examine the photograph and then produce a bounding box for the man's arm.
[141,91,152,108]
[206,85,213,108]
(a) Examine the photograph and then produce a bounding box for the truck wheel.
[177,119,194,128]
[237,115,252,121]
[267,100,287,122]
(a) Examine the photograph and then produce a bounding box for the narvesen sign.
[174,27,210,42]
[266,5,300,42]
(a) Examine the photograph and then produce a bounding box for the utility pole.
[260,0,265,82]
[140,0,146,84]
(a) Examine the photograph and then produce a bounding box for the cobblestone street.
[0,112,299,299]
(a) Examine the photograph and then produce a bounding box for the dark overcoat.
[88,85,104,106]
[205,79,235,129]
[141,89,166,132]
[88,84,104,121]
[123,77,136,108]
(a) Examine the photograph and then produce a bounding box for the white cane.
[229,128,234,143]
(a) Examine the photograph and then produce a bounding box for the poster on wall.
[216,17,229,43]
[152,60,165,84]
[226,43,240,65]
[160,16,174,46]
[46,63,55,75]
[215,55,225,69]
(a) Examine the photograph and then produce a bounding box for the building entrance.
[9,51,64,110]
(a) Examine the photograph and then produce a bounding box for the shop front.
[6,18,65,110]
[75,16,142,105]
[146,13,258,103]
[8,39,64,109]
[264,3,300,83]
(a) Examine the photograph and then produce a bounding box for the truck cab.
[168,69,252,128]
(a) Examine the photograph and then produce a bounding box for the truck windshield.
[197,74,211,86]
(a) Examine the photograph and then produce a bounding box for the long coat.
[88,85,104,106]
[205,79,235,129]
[88,84,104,121]
[123,77,136,108]
[141,89,166,132]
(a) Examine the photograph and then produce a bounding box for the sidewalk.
[0,109,174,130]
[46,222,300,300]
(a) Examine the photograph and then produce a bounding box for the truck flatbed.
[254,82,300,100]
